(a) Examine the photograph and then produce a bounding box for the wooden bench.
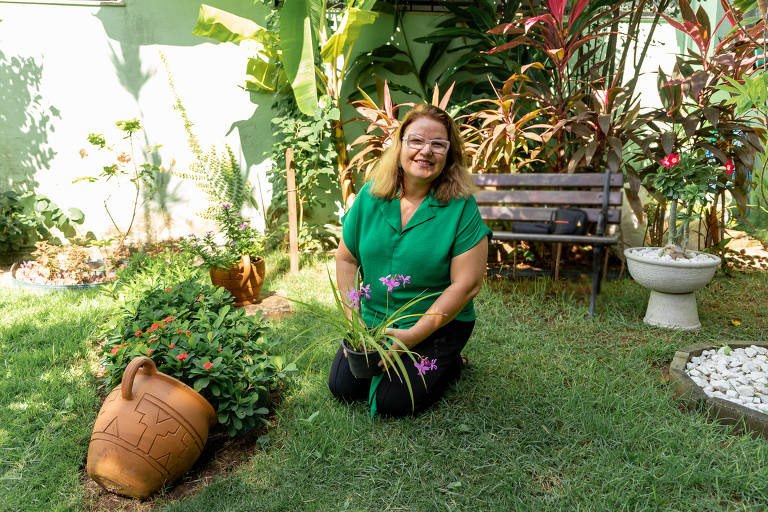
[472,169,623,316]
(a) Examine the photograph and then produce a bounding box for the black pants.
[328,320,475,416]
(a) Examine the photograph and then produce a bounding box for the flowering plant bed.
[99,279,291,437]
[670,342,768,438]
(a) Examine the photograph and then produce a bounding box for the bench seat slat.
[478,206,620,224]
[473,173,623,187]
[492,232,618,245]
[475,189,622,206]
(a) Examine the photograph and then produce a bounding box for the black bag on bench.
[509,208,588,235]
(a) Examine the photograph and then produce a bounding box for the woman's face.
[399,116,449,189]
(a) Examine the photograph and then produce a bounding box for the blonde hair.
[366,104,474,202]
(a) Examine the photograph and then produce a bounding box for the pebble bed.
[630,247,717,264]
[686,345,768,414]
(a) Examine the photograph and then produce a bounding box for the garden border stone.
[670,341,768,438]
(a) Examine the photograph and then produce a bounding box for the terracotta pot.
[209,254,265,307]
[86,357,217,499]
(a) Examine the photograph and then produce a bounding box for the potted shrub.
[624,148,723,330]
[183,204,266,306]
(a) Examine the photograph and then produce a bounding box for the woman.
[329,104,491,416]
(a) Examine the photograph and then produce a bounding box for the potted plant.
[624,146,723,330]
[183,204,266,306]
[290,270,440,406]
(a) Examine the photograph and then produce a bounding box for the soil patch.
[13,260,119,286]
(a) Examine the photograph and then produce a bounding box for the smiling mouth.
[415,159,433,166]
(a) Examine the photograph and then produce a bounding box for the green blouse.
[342,181,492,329]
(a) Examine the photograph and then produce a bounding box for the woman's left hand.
[378,328,415,370]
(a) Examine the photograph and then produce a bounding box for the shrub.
[99,280,289,437]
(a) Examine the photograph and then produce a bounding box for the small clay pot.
[209,254,265,307]
[86,357,217,499]
[343,339,383,379]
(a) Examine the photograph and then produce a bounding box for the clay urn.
[86,357,217,499]
[209,254,266,307]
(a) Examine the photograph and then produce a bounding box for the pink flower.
[165,287,172,292]
[238,222,248,230]
[165,259,171,265]
[668,153,680,166]
[134,330,143,336]
[725,159,735,174]
[146,349,153,355]
[169,343,175,349]
[414,357,437,377]
[379,275,400,293]
[217,347,223,351]
[177,353,188,361]
[203,362,213,370]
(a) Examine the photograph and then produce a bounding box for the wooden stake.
[286,148,299,273]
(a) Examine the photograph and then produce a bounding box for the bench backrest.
[472,172,624,227]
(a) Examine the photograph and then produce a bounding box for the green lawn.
[2,256,768,511]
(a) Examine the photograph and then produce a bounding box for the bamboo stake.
[286,148,299,273]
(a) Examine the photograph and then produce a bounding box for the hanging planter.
[86,357,217,499]
[209,254,266,307]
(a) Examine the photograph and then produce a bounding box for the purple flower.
[346,289,360,308]
[230,242,236,247]
[359,284,371,299]
[379,275,400,293]
[398,275,411,286]
[164,258,171,265]
[238,222,248,230]
[414,357,437,376]
[222,203,231,209]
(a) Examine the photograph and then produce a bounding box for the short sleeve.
[451,195,492,257]
[341,182,368,262]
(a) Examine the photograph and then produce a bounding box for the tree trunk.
[332,119,355,207]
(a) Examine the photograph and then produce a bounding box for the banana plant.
[193,0,379,206]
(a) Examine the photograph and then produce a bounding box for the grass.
[1,255,768,511]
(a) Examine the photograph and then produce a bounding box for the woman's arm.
[336,238,359,318]
[386,236,488,351]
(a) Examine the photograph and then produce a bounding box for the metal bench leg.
[589,245,604,317]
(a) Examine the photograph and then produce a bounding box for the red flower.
[659,156,670,169]
[160,324,167,328]
[217,347,223,351]
[150,323,161,330]
[196,297,204,302]
[185,331,190,336]
[177,353,189,361]
[146,348,153,355]
[110,346,120,354]
[161,316,176,323]
[165,287,172,292]
[134,330,143,336]
[148,337,158,343]
[169,343,175,349]
[176,329,184,334]
[668,153,680,166]
[203,362,213,370]
[725,159,735,174]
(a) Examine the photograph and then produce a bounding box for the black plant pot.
[343,340,383,378]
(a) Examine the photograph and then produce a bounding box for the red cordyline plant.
[345,81,455,179]
[486,0,646,175]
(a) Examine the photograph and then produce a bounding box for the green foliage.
[266,94,339,235]
[99,279,287,437]
[182,204,265,270]
[0,190,85,255]
[162,53,255,218]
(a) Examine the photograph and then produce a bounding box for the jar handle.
[121,357,157,401]
[239,254,252,287]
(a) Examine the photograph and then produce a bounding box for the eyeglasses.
[403,135,451,155]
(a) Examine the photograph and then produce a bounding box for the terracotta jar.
[87,357,217,499]
[209,254,265,307]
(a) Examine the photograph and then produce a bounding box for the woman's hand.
[378,328,415,370]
